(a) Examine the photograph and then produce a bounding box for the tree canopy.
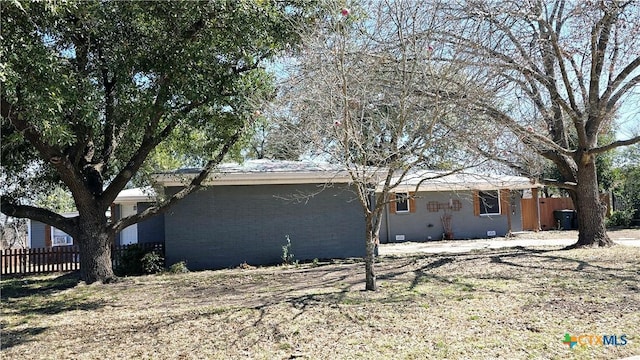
[1,0,311,282]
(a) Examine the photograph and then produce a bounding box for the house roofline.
[377,171,540,193]
[114,197,155,203]
[113,187,157,204]
[385,182,539,193]
[153,170,355,187]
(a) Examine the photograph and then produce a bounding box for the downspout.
[26,219,32,249]
[506,189,512,236]
[112,203,121,246]
[384,199,390,243]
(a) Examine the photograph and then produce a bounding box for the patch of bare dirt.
[2,246,639,359]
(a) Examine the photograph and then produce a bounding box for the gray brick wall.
[136,202,165,244]
[164,184,365,270]
[380,190,523,242]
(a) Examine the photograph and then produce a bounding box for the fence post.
[21,248,28,274]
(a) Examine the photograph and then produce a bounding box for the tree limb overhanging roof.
[150,160,538,192]
[382,170,539,192]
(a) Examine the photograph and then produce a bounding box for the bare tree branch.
[591,135,640,155]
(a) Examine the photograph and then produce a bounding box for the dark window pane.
[479,190,500,215]
[396,193,409,212]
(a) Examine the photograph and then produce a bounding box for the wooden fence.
[1,242,164,276]
[521,194,611,231]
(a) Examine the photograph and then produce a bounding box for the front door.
[120,204,138,245]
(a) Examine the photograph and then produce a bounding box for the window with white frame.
[395,192,409,213]
[52,228,74,246]
[52,235,73,246]
[478,190,500,215]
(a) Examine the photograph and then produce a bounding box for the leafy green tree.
[35,186,76,214]
[613,144,640,219]
[243,116,304,160]
[1,0,308,283]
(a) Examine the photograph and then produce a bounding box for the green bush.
[115,245,165,276]
[607,210,633,228]
[168,261,190,274]
[141,251,164,274]
[115,245,147,276]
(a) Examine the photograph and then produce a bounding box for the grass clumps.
[168,261,189,274]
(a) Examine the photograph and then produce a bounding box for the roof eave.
[114,196,156,203]
[153,171,354,187]
[380,181,541,193]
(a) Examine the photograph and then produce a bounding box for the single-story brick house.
[154,160,365,269]
[111,188,165,246]
[28,160,367,269]
[379,171,540,242]
[28,162,540,269]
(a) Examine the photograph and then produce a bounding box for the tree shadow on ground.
[1,272,81,300]
[13,298,105,317]
[110,268,364,353]
[82,247,639,355]
[2,272,106,316]
[0,325,48,350]
[376,246,639,295]
[488,246,639,283]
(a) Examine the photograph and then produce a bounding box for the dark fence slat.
[3,249,10,275]
[23,248,29,275]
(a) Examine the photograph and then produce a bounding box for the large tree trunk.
[77,218,116,283]
[573,155,614,248]
[364,224,377,291]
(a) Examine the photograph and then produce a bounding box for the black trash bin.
[554,209,576,230]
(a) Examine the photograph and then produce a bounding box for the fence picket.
[0,243,163,276]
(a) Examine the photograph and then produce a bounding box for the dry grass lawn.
[1,244,639,359]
